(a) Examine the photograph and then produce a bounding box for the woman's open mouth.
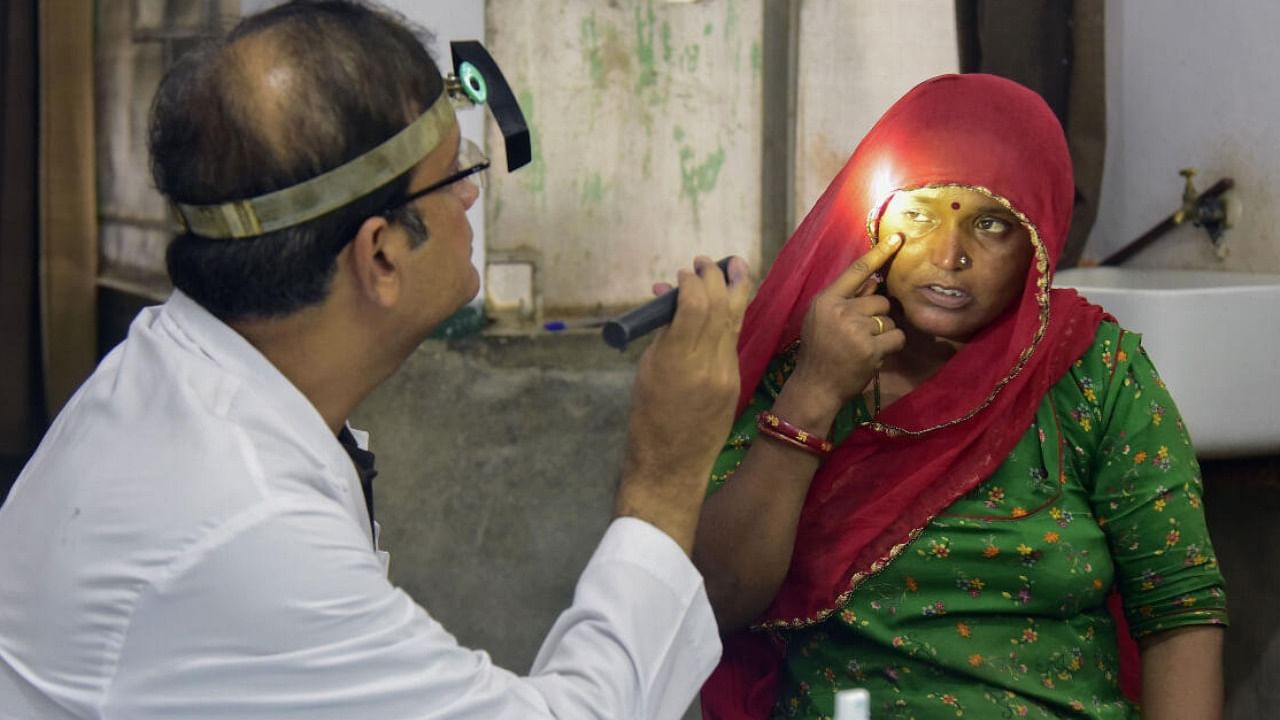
[918,283,973,310]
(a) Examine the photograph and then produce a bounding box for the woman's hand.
[693,237,904,630]
[788,233,907,415]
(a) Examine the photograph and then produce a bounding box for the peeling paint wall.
[486,0,764,314]
[793,0,958,219]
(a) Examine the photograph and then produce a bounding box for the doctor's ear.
[347,215,404,308]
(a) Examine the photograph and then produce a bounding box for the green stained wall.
[486,0,763,315]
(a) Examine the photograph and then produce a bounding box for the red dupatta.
[702,74,1133,718]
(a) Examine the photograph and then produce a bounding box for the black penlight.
[601,257,733,351]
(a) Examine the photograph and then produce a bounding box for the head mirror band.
[171,91,456,240]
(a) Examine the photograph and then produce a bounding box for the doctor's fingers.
[666,256,730,353]
[723,256,751,326]
[696,255,732,341]
[713,257,752,363]
[663,268,707,351]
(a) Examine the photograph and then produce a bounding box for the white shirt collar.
[161,289,363,482]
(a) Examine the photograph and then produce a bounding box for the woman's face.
[880,186,1035,343]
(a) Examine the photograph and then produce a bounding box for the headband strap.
[171,91,456,240]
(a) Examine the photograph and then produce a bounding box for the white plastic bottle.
[834,688,870,720]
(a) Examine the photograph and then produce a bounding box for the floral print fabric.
[707,323,1227,719]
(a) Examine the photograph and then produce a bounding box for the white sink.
[1054,267,1280,459]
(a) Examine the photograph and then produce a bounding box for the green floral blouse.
[708,323,1228,719]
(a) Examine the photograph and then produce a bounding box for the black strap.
[337,427,378,546]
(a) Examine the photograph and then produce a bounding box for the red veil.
[701,74,1132,718]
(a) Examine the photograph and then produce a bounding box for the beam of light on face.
[862,161,901,247]
[869,163,897,213]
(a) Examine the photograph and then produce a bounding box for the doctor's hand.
[616,255,751,556]
[787,233,907,418]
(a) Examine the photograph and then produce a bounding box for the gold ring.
[872,315,886,335]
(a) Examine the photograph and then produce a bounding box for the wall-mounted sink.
[1055,267,1280,459]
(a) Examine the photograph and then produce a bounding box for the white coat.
[0,290,720,719]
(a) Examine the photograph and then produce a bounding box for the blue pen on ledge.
[542,318,608,333]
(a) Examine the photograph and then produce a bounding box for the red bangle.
[755,410,833,456]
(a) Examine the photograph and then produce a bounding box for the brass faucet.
[1098,168,1235,266]
[1173,168,1199,224]
[1172,167,1233,249]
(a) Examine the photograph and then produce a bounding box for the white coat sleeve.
[102,502,721,720]
[528,517,722,719]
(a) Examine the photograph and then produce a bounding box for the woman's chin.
[900,307,983,345]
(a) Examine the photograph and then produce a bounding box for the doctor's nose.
[457,177,480,210]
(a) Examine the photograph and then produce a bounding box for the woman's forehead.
[897,186,1014,213]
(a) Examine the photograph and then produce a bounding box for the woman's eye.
[976,216,1010,234]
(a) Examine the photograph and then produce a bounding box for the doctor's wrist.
[613,472,705,557]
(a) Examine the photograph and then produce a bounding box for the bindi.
[950,201,961,210]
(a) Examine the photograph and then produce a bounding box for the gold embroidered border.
[752,524,929,631]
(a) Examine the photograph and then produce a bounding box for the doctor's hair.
[150,0,442,321]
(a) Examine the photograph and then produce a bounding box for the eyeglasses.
[384,138,490,213]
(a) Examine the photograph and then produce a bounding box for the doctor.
[0,1,748,718]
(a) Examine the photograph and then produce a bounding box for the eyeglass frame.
[383,138,490,215]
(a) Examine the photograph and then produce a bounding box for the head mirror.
[448,40,530,172]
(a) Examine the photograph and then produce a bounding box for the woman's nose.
[927,225,969,271]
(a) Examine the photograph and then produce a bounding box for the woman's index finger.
[828,233,904,298]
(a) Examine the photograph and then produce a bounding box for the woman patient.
[695,74,1227,719]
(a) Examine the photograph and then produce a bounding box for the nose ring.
[958,254,972,268]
